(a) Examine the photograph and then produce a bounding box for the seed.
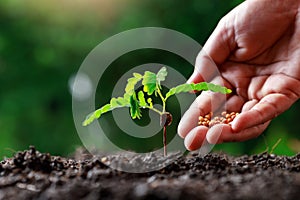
[160,112,172,127]
[204,115,211,120]
[203,122,208,126]
[101,157,108,163]
[209,121,215,127]
[198,111,239,127]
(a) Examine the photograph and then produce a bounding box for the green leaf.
[82,104,111,126]
[82,96,131,126]
[133,72,143,79]
[156,67,167,88]
[165,82,232,99]
[147,98,153,108]
[110,97,129,107]
[138,91,147,107]
[123,93,131,101]
[129,92,142,119]
[142,71,157,95]
[125,72,143,95]
[202,83,232,94]
[165,84,193,99]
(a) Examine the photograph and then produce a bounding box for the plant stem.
[156,88,166,113]
[270,138,282,154]
[163,125,167,156]
[147,106,163,115]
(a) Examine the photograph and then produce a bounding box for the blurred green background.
[0,0,299,158]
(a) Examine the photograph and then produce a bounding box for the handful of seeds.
[198,111,239,127]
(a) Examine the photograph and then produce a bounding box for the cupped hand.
[178,0,300,151]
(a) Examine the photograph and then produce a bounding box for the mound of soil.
[0,146,300,200]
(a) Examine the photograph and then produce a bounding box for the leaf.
[82,104,111,126]
[142,71,157,95]
[203,83,232,94]
[156,67,167,89]
[133,72,143,79]
[82,96,130,126]
[165,82,232,99]
[147,98,153,108]
[138,91,147,107]
[165,84,193,99]
[123,92,131,101]
[125,72,143,95]
[129,92,142,119]
[110,97,128,107]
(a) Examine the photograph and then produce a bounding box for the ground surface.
[0,146,300,200]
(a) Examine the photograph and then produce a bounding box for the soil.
[0,146,300,200]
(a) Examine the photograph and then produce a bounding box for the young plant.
[82,67,231,156]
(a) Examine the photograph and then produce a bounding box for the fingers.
[206,124,230,144]
[187,51,220,84]
[177,101,202,139]
[202,18,235,66]
[183,120,269,151]
[177,92,211,139]
[184,126,208,151]
[178,89,228,139]
[223,95,245,112]
[188,24,235,84]
[231,93,294,132]
[188,11,237,84]
[180,92,295,151]
[183,121,269,151]
[206,122,270,144]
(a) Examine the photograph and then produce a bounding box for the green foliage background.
[0,0,299,158]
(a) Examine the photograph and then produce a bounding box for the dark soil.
[1,146,300,200]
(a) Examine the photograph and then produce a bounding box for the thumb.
[188,17,236,84]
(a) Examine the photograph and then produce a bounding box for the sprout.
[83,67,231,156]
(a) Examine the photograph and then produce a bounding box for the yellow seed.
[198,111,240,127]
[101,157,108,162]
[209,122,214,127]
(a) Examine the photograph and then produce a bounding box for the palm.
[221,12,300,135]
[221,59,299,139]
[178,0,300,149]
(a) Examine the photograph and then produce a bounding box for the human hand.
[178,0,300,151]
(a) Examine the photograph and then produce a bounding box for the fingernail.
[206,125,222,144]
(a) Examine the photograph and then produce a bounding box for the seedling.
[82,67,231,156]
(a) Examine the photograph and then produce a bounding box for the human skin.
[178,0,300,150]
